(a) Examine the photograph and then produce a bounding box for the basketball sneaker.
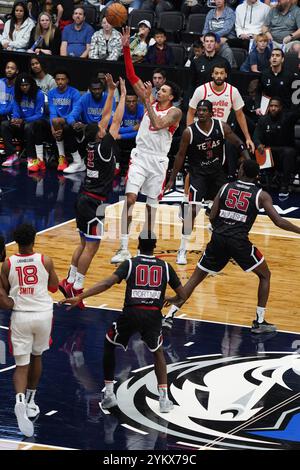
[111,249,131,264]
[101,393,117,409]
[2,154,19,167]
[70,286,85,310]
[14,401,34,437]
[159,398,174,413]
[251,320,277,334]
[63,160,86,174]
[26,402,40,418]
[162,316,173,330]
[57,155,68,171]
[176,249,187,265]
[27,158,46,172]
[58,278,73,298]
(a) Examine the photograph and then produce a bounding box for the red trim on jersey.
[41,254,45,266]
[168,124,177,135]
[49,318,54,347]
[125,158,133,185]
[229,84,233,106]
[203,83,207,100]
[15,253,35,257]
[158,176,167,201]
[134,304,160,311]
[156,102,173,112]
[7,258,11,270]
[209,82,228,96]
[82,191,106,202]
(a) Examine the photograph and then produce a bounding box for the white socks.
[158,384,168,400]
[179,234,190,251]
[26,389,36,405]
[71,151,81,164]
[67,265,77,284]
[35,145,43,160]
[16,392,26,404]
[104,381,114,396]
[120,234,129,251]
[166,305,179,319]
[56,141,65,156]
[256,306,266,323]
[73,272,85,290]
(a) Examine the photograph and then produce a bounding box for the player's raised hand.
[121,26,130,47]
[119,77,126,96]
[143,81,153,100]
[105,73,119,91]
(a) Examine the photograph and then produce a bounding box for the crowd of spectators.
[0,0,300,198]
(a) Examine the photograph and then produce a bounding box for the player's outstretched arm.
[60,274,120,309]
[99,73,119,131]
[260,191,300,234]
[109,77,126,139]
[121,26,152,101]
[222,122,251,161]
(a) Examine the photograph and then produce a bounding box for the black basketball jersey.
[82,132,116,198]
[213,180,262,238]
[114,255,181,309]
[187,119,225,177]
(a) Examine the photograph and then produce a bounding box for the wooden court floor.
[6,201,300,334]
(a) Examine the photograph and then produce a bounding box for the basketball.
[105,3,128,28]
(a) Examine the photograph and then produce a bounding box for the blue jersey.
[119,103,144,140]
[69,91,116,124]
[48,85,81,123]
[12,89,45,122]
[0,78,15,117]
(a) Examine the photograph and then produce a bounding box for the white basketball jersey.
[136,103,178,157]
[8,253,53,312]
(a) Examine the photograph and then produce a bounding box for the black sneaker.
[162,317,173,330]
[251,320,277,334]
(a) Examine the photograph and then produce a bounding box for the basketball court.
[1,166,300,451]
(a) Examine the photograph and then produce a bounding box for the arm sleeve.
[167,264,181,290]
[123,45,140,85]
[113,260,130,283]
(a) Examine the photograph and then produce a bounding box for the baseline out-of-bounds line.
[0,438,77,450]
[53,302,300,336]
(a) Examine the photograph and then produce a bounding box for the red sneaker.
[28,158,46,172]
[57,155,68,171]
[70,286,85,310]
[58,278,73,298]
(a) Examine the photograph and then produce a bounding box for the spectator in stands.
[89,17,122,61]
[1,73,46,171]
[130,20,153,63]
[48,70,85,173]
[182,0,209,18]
[0,61,18,123]
[27,0,42,21]
[29,56,56,96]
[68,77,116,131]
[253,96,300,198]
[117,92,144,174]
[189,32,231,89]
[202,0,236,41]
[151,67,167,99]
[60,6,94,58]
[185,40,204,67]
[243,78,261,133]
[140,0,175,16]
[259,48,298,109]
[28,12,61,55]
[54,0,74,31]
[262,0,300,53]
[0,2,35,51]
[240,32,271,71]
[97,71,120,103]
[235,0,270,48]
[145,28,174,65]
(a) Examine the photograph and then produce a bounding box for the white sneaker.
[159,398,174,413]
[26,403,40,418]
[101,393,117,409]
[111,249,131,264]
[293,174,300,185]
[162,316,174,329]
[14,402,34,437]
[176,249,187,265]
[63,161,86,174]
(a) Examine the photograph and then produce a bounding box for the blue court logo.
[115,353,300,450]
